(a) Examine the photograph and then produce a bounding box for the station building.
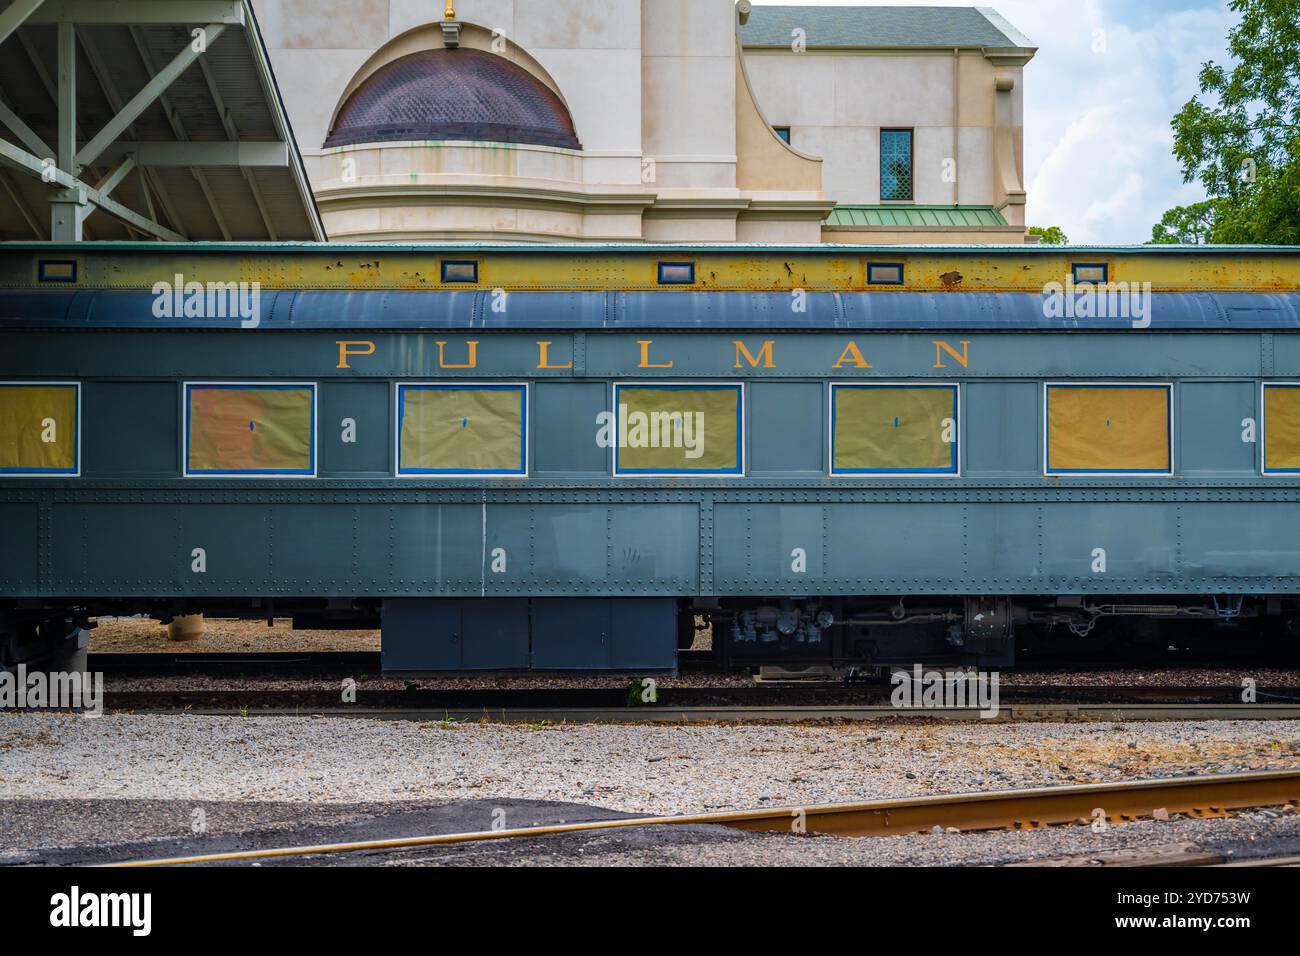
[0,0,1035,245]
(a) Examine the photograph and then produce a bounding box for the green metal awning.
[825,205,1009,228]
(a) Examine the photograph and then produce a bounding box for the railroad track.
[93,701,1300,722]
[108,769,1300,867]
[86,649,713,674]
[72,685,1300,721]
[88,650,1297,676]
[68,655,1300,719]
[88,651,382,673]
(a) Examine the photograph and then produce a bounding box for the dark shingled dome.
[324,48,581,150]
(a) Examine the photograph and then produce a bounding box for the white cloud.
[758,0,1237,242]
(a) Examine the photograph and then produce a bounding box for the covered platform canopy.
[0,0,323,241]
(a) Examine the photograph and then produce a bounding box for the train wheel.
[1,617,90,675]
[47,625,90,673]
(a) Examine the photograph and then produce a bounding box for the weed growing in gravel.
[626,677,658,707]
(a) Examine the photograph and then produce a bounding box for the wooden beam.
[56,20,75,174]
[76,24,227,170]
[94,154,136,197]
[0,93,52,159]
[0,167,45,238]
[97,141,289,167]
[27,1,243,25]
[0,0,45,48]
[0,137,185,240]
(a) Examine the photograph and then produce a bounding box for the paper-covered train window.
[612,384,742,476]
[397,384,527,476]
[831,384,958,476]
[1263,384,1300,474]
[185,383,316,477]
[1045,384,1171,475]
[0,383,79,476]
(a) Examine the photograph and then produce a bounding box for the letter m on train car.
[734,340,776,369]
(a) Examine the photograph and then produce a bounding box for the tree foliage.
[1149,200,1222,244]
[1027,225,1069,245]
[1161,0,1300,244]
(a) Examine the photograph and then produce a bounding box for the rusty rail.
[109,768,1300,867]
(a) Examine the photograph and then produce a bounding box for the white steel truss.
[0,0,319,241]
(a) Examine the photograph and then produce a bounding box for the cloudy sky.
[769,0,1238,244]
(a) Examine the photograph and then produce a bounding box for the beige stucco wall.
[734,48,822,193]
[254,0,647,180]
[309,141,656,242]
[742,48,1026,216]
[251,0,1028,243]
[641,0,739,194]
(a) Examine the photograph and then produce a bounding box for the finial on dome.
[441,2,460,46]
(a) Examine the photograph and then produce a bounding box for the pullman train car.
[1,242,1299,673]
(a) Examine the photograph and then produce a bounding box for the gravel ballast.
[3,714,1299,816]
[6,795,1298,867]
[5,714,1300,865]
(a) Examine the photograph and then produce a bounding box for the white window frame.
[1042,381,1175,478]
[182,381,318,479]
[393,382,530,479]
[610,381,746,478]
[828,382,961,478]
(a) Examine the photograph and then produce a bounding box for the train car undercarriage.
[4,594,1298,674]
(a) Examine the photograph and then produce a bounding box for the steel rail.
[95,702,1300,722]
[108,769,1300,867]
[87,649,716,673]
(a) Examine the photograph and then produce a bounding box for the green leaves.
[1028,225,1069,245]
[1149,200,1222,244]
[1158,0,1300,244]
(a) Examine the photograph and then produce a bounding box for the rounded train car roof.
[2,289,1298,332]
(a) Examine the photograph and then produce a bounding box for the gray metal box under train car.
[2,244,1300,673]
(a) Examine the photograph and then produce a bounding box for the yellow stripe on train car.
[5,247,1298,294]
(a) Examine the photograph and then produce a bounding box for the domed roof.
[324,48,581,150]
